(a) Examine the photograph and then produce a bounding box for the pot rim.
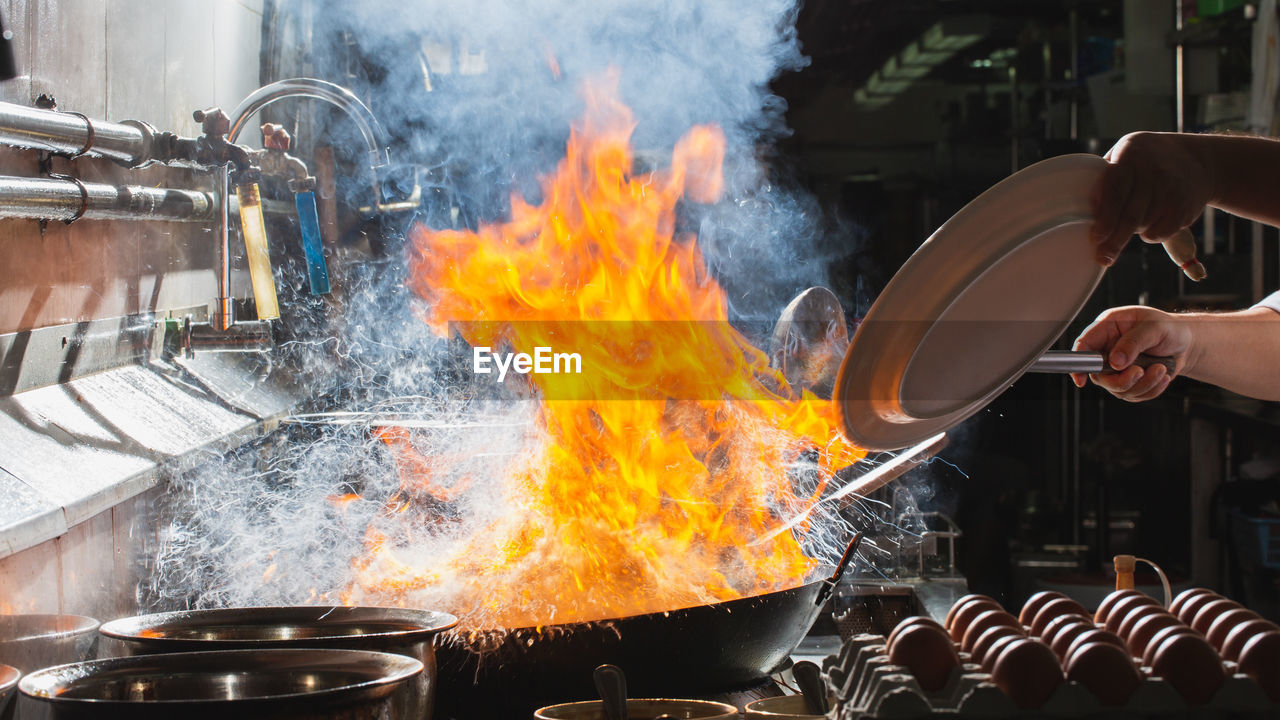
[0,614,100,644]
[534,697,740,720]
[100,606,458,647]
[18,648,421,708]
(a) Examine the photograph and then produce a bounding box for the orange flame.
[342,73,864,630]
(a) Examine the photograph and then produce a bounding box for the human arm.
[1091,132,1280,266]
[1071,304,1280,402]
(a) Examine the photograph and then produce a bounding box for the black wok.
[434,533,863,720]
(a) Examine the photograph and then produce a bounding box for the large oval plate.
[835,154,1107,451]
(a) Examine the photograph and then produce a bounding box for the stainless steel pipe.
[0,101,155,166]
[228,78,390,169]
[0,175,215,222]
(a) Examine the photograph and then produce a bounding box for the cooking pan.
[99,606,456,720]
[17,648,420,720]
[434,533,863,720]
[1,664,18,720]
[835,154,1180,451]
[0,614,99,674]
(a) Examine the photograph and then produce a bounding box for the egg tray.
[821,633,1279,719]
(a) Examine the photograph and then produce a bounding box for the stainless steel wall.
[0,1,269,625]
[0,0,264,335]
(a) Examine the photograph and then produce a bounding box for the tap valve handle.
[261,122,292,151]
[193,107,230,138]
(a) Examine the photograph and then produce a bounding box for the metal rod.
[0,175,213,222]
[186,321,272,355]
[1029,351,1106,374]
[1029,351,1176,375]
[0,100,154,165]
[213,166,234,331]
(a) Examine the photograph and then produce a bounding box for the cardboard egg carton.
[821,633,1279,719]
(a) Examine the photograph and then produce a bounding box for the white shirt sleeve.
[1254,291,1280,314]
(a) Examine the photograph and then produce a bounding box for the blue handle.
[295,191,331,295]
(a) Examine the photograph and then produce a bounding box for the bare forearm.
[1183,308,1280,400]
[1182,134,1280,228]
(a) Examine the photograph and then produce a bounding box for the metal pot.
[436,534,863,720]
[18,648,420,720]
[99,607,456,720]
[535,698,739,720]
[1,664,19,720]
[0,615,99,674]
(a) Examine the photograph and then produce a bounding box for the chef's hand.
[1091,132,1216,267]
[1070,306,1193,402]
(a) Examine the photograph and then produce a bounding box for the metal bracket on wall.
[0,312,159,397]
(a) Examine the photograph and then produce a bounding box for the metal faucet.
[227,78,391,210]
[170,79,389,355]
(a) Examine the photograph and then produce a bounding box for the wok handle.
[1029,351,1176,376]
[816,531,865,606]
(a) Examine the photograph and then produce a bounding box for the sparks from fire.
[340,71,865,632]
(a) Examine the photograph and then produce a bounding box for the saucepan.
[0,614,99,674]
[99,606,456,720]
[17,648,420,720]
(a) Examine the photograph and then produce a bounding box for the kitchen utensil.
[0,614,99,674]
[18,648,420,720]
[770,286,848,397]
[834,153,1182,451]
[744,693,828,720]
[99,606,456,720]
[1029,351,1175,375]
[436,533,865,720]
[791,660,829,714]
[753,432,946,545]
[593,665,628,720]
[1,664,18,720]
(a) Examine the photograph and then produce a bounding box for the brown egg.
[1176,591,1222,624]
[1019,591,1067,627]
[1102,594,1161,634]
[1237,631,1280,703]
[1050,620,1096,660]
[1204,607,1259,650]
[1127,612,1185,659]
[888,622,961,692]
[949,599,1002,642]
[961,609,1021,654]
[1141,624,1199,667]
[1067,628,1128,662]
[946,594,997,630]
[970,624,1024,667]
[1150,632,1226,705]
[1040,614,1092,649]
[1190,598,1242,635]
[1030,597,1089,637]
[1116,604,1171,641]
[1168,587,1215,617]
[1066,641,1143,707]
[1093,589,1143,625]
[991,638,1064,709]
[981,633,1025,674]
[888,616,946,648]
[1222,618,1280,662]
